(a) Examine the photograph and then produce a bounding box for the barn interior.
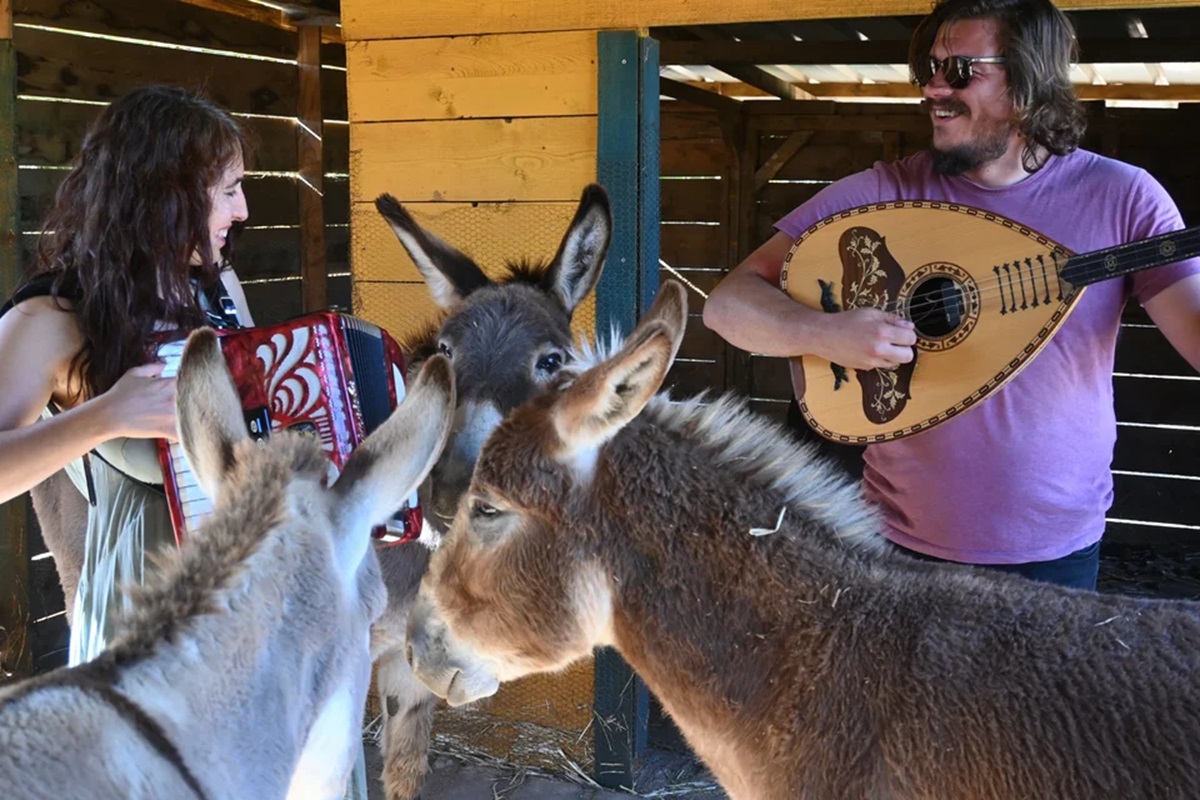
[0,1,1197,796]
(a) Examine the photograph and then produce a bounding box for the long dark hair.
[909,0,1086,171]
[30,84,251,399]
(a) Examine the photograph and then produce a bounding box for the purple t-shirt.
[776,149,1200,564]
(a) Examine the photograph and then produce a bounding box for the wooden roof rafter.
[176,0,343,44]
[658,37,1200,66]
[655,8,1200,106]
[679,25,816,100]
[683,79,1200,103]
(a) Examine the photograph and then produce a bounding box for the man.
[702,0,1200,589]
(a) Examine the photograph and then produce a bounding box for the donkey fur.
[366,184,610,800]
[408,280,1200,800]
[20,184,611,800]
[0,330,455,800]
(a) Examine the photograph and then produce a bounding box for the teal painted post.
[593,28,661,791]
[639,35,661,317]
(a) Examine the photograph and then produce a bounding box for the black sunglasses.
[913,55,1006,89]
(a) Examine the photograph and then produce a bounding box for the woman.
[0,84,255,663]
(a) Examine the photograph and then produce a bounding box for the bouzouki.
[779,201,1200,444]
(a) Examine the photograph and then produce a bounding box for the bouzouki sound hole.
[900,263,980,352]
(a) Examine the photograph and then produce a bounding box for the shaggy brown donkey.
[408,280,1200,800]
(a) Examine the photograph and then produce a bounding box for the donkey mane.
[110,435,328,662]
[566,334,882,549]
[501,258,554,287]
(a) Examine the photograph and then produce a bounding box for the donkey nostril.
[405,641,415,666]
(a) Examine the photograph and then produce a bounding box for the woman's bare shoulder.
[0,295,83,408]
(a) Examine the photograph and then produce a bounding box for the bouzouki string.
[861,227,1200,320]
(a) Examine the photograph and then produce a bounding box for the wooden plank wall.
[659,100,734,401]
[341,18,608,771]
[339,0,1200,40]
[667,97,1200,549]
[1099,104,1200,546]
[11,0,349,672]
[0,0,30,681]
[15,0,350,324]
[344,30,600,343]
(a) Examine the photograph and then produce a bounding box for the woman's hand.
[98,362,179,441]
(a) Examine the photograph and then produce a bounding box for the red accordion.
[156,311,422,546]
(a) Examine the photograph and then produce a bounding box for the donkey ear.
[375,193,491,310]
[332,354,456,558]
[639,280,688,364]
[175,328,249,501]
[552,321,675,454]
[545,183,610,313]
[551,282,688,453]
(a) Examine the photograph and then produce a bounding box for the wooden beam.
[662,39,910,66]
[677,79,1200,102]
[297,25,327,312]
[712,63,816,101]
[755,130,814,190]
[682,26,816,101]
[175,0,343,44]
[0,0,30,680]
[341,0,1200,41]
[659,76,742,114]
[1075,83,1200,101]
[277,0,339,25]
[660,37,1200,67]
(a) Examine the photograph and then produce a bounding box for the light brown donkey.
[408,280,1200,800]
[0,330,455,800]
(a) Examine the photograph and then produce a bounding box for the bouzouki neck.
[1060,226,1200,287]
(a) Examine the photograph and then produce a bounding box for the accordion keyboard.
[157,339,215,533]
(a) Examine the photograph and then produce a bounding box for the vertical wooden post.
[0,0,31,679]
[718,105,756,397]
[738,117,760,397]
[593,29,657,791]
[297,25,327,312]
[595,31,639,336]
[638,36,661,319]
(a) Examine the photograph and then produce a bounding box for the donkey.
[367,184,610,799]
[407,280,1200,800]
[0,329,455,800]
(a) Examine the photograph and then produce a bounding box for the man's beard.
[927,102,1014,176]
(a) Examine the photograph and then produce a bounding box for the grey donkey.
[368,184,610,799]
[0,329,456,800]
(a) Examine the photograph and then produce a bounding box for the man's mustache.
[922,98,970,116]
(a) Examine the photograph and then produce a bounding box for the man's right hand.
[816,307,917,371]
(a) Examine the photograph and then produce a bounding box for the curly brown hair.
[909,0,1087,172]
[29,84,252,399]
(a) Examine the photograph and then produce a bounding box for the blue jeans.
[891,540,1101,590]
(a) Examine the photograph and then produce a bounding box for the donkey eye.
[536,351,563,374]
[437,341,453,359]
[471,500,499,519]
